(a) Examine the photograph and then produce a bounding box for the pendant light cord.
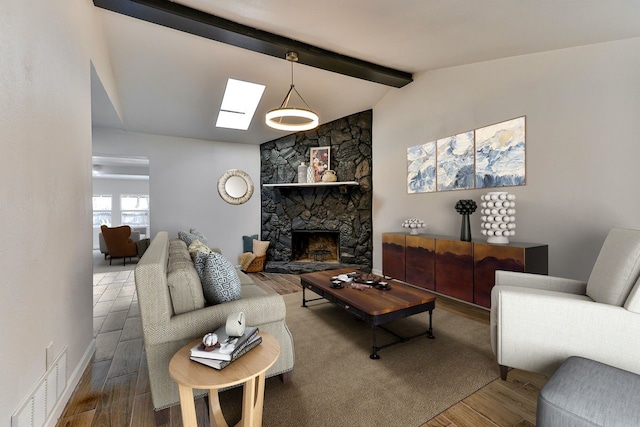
[277,60,313,111]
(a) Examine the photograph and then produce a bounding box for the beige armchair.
[491,227,640,380]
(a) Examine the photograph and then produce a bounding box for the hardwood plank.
[91,373,137,426]
[441,402,497,427]
[60,360,111,417]
[108,338,144,378]
[480,380,538,424]
[130,393,157,427]
[463,391,524,426]
[508,369,549,390]
[56,409,96,426]
[422,413,454,426]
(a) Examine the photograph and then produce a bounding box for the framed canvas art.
[407,141,436,193]
[310,146,330,182]
[475,116,526,188]
[436,131,475,191]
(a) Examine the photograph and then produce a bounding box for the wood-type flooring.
[56,270,547,426]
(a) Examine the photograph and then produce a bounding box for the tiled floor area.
[92,270,142,361]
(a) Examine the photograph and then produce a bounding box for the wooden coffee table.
[169,332,279,427]
[300,268,436,359]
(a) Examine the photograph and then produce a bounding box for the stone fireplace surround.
[260,110,373,274]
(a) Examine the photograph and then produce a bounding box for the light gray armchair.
[491,227,640,380]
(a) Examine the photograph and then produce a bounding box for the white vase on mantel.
[480,191,516,244]
[306,166,315,183]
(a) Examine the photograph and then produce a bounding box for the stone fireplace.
[260,110,373,274]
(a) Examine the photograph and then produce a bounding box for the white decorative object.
[307,165,315,183]
[225,311,246,337]
[202,333,218,347]
[480,192,516,244]
[402,218,426,235]
[298,162,307,183]
[322,170,337,182]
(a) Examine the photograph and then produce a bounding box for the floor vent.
[11,347,68,427]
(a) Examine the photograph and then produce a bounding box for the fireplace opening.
[291,230,340,263]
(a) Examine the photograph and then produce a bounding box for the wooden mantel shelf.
[263,181,359,188]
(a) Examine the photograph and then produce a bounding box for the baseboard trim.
[45,338,96,427]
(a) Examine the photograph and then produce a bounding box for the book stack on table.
[190,326,262,370]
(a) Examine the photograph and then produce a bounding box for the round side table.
[169,332,280,427]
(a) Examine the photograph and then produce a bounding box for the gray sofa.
[134,231,295,416]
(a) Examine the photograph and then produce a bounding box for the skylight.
[215,78,265,130]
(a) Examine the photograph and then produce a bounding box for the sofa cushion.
[243,234,259,253]
[169,238,187,251]
[188,240,211,259]
[587,228,640,306]
[253,239,269,257]
[178,230,200,247]
[241,284,268,299]
[189,228,209,245]
[194,251,242,305]
[167,264,206,314]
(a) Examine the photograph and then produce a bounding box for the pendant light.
[265,51,319,131]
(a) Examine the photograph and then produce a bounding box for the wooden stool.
[169,333,280,427]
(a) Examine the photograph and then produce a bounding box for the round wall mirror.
[217,169,254,205]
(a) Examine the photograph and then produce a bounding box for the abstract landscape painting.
[436,131,475,191]
[407,141,436,193]
[475,117,526,188]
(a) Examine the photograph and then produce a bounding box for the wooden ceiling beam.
[94,0,413,88]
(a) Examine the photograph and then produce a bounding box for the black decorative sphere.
[455,199,477,215]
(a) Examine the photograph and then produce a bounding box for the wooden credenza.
[382,233,548,308]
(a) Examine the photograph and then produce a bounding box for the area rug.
[218,291,499,426]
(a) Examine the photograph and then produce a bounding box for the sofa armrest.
[494,285,640,376]
[496,270,587,295]
[144,292,286,345]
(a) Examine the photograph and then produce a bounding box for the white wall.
[93,127,260,258]
[0,0,119,423]
[92,178,150,248]
[373,37,640,280]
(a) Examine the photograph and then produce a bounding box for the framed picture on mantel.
[310,146,330,182]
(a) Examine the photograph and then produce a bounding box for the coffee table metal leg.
[177,384,198,427]
[208,389,229,427]
[427,309,435,339]
[302,286,307,307]
[370,325,380,360]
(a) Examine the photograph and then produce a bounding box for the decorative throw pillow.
[242,234,259,253]
[189,228,209,245]
[253,239,270,257]
[188,240,212,260]
[178,230,199,247]
[193,251,241,305]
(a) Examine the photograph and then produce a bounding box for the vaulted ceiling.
[92,0,640,145]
